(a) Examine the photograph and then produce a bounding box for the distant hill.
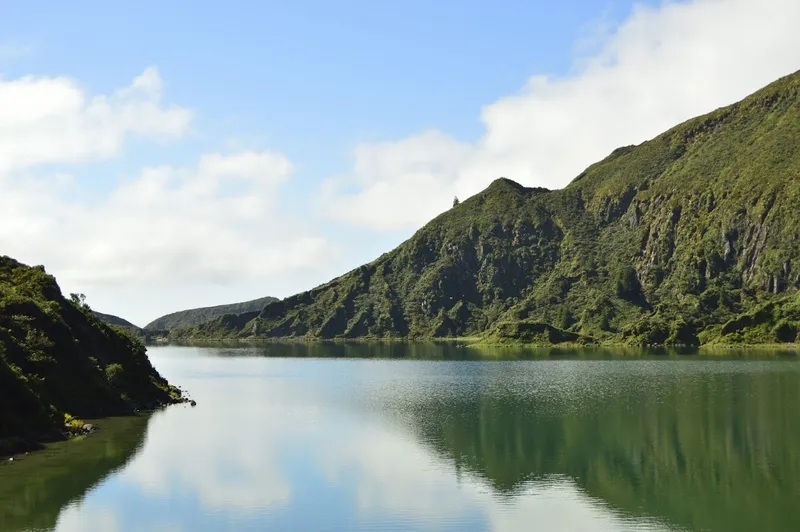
[145,296,279,331]
[0,256,182,455]
[175,69,800,346]
[92,312,168,343]
[92,311,139,329]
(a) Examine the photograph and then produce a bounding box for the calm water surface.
[2,344,800,531]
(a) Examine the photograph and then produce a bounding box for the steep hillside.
[0,257,183,455]
[179,69,800,346]
[145,296,278,331]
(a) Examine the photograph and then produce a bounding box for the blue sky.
[1,0,798,324]
[0,0,642,194]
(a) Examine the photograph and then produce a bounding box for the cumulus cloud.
[0,67,336,324]
[320,130,472,230]
[0,150,333,291]
[322,0,800,231]
[0,66,192,174]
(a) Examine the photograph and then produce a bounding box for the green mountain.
[92,311,139,329]
[178,69,800,346]
[0,256,183,455]
[92,311,169,344]
[145,295,279,331]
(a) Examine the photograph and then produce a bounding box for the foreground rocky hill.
[179,69,800,346]
[0,257,182,455]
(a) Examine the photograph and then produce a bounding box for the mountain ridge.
[92,311,170,344]
[92,311,140,329]
[145,295,279,331]
[175,68,800,346]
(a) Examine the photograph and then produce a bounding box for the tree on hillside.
[453,196,460,208]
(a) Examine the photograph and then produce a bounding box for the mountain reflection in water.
[2,345,799,531]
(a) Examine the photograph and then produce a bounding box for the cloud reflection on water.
[46,349,742,531]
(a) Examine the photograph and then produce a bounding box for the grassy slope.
[0,257,182,454]
[144,295,278,331]
[179,69,800,346]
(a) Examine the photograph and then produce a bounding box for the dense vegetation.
[0,257,182,455]
[181,69,800,346]
[145,295,278,331]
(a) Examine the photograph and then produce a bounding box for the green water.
[2,344,800,531]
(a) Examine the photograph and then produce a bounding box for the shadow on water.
[387,363,800,532]
[0,413,152,532]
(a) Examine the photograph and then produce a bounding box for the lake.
[2,344,800,531]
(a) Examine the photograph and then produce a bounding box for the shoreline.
[154,336,800,352]
[1,396,194,460]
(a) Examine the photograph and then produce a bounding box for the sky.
[1,0,799,326]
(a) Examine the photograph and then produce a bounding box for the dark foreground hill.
[178,69,800,346]
[0,257,183,455]
[145,296,278,331]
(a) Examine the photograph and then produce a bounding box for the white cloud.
[0,150,334,312]
[0,66,192,174]
[320,130,472,230]
[0,68,336,325]
[322,0,800,230]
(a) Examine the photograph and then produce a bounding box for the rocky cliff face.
[180,69,800,346]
